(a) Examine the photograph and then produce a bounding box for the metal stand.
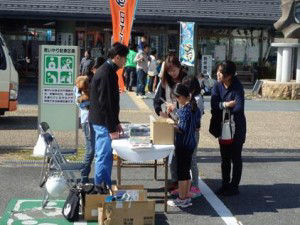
[116,156,169,213]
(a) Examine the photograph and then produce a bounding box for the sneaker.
[170,188,179,196]
[171,189,198,199]
[167,197,192,208]
[167,181,178,192]
[190,186,202,198]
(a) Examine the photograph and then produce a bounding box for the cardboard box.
[99,200,155,225]
[84,185,146,221]
[150,115,174,145]
[111,185,144,192]
[84,194,110,221]
[111,185,147,201]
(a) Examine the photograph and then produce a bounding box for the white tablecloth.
[112,139,174,164]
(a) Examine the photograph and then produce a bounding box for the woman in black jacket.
[153,53,187,191]
[210,61,246,196]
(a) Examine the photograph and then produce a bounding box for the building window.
[198,28,230,77]
[295,2,300,23]
[0,40,7,70]
[76,31,105,58]
[232,29,261,72]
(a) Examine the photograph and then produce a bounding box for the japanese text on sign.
[43,88,74,104]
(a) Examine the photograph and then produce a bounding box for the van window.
[0,39,7,70]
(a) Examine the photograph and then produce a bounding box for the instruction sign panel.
[38,45,79,132]
[44,55,75,85]
[43,88,74,104]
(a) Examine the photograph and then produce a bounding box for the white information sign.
[43,88,74,104]
[38,45,79,133]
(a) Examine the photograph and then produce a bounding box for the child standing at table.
[182,75,204,197]
[167,83,200,208]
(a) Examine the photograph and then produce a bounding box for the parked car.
[0,33,19,115]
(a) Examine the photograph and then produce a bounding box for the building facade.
[0,0,281,80]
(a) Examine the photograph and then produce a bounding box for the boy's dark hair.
[108,42,129,59]
[150,49,157,56]
[217,60,236,77]
[129,42,136,51]
[93,57,105,70]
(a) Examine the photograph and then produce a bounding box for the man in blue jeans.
[89,42,129,191]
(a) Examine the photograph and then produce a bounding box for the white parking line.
[198,177,243,225]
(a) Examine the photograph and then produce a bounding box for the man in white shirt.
[134,43,150,96]
[147,49,158,93]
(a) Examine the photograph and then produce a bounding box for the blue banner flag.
[179,22,195,67]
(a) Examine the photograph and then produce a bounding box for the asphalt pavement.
[0,83,299,225]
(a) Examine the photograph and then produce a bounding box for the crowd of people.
[74,41,247,208]
[124,41,162,97]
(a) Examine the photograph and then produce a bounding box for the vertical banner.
[179,22,195,67]
[110,0,138,92]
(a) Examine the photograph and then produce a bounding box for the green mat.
[0,199,98,225]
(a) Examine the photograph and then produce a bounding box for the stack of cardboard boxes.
[83,185,155,225]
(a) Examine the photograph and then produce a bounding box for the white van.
[0,33,18,115]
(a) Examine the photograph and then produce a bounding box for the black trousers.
[219,141,243,188]
[125,67,136,90]
[148,76,155,92]
[175,146,193,181]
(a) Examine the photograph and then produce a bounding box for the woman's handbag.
[219,109,235,145]
[209,109,222,138]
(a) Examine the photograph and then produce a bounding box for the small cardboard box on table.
[150,115,175,145]
[111,185,147,201]
[84,185,146,221]
[99,200,155,225]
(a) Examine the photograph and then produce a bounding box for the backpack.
[62,187,81,222]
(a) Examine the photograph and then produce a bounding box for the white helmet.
[45,175,67,197]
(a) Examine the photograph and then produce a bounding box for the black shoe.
[215,186,228,195]
[222,188,240,196]
[95,182,110,194]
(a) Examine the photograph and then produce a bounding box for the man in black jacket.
[89,42,129,189]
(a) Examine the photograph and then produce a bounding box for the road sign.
[38,45,79,133]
